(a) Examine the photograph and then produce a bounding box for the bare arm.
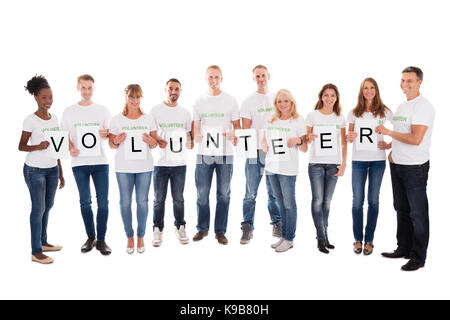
[241,118,252,130]
[57,159,65,189]
[376,124,428,146]
[335,127,347,177]
[18,131,49,152]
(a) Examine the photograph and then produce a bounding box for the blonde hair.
[252,65,268,73]
[206,65,222,75]
[123,84,144,116]
[77,74,95,83]
[270,89,299,123]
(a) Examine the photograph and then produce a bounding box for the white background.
[1,0,449,300]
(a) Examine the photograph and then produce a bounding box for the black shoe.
[317,239,329,254]
[96,241,112,256]
[381,249,409,259]
[240,224,253,245]
[81,238,96,253]
[401,259,424,271]
[325,237,335,250]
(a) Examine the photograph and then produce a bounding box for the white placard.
[200,127,223,156]
[313,125,337,157]
[165,131,187,162]
[267,130,289,161]
[124,130,148,160]
[235,129,257,158]
[45,130,69,159]
[355,119,378,151]
[77,126,101,157]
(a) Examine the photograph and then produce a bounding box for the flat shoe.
[363,242,374,255]
[137,246,145,254]
[32,255,54,264]
[42,244,63,252]
[353,241,362,254]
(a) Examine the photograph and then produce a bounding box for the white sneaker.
[137,246,145,254]
[127,247,134,255]
[275,240,294,253]
[271,238,284,249]
[175,225,190,244]
[152,228,163,247]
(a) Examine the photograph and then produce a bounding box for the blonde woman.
[262,89,307,252]
[109,84,158,254]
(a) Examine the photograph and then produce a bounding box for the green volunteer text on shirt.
[74,122,100,128]
[200,113,224,118]
[121,125,149,131]
[41,127,60,133]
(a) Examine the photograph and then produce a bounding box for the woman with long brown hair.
[347,78,392,255]
[306,84,347,254]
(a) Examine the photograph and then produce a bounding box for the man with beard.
[150,79,193,246]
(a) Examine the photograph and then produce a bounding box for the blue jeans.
[390,161,430,265]
[116,172,152,238]
[72,164,109,242]
[23,164,59,255]
[352,160,386,243]
[195,155,233,234]
[308,163,339,240]
[242,150,281,230]
[266,173,297,241]
[153,166,186,231]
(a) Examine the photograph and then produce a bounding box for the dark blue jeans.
[72,164,109,242]
[242,150,281,230]
[390,161,430,265]
[352,160,386,243]
[195,155,233,234]
[308,163,339,240]
[153,166,186,231]
[23,164,59,255]
[267,173,297,241]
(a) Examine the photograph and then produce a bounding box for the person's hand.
[99,129,109,139]
[388,151,394,163]
[261,140,269,152]
[287,137,301,148]
[194,134,203,143]
[59,175,65,189]
[186,139,194,150]
[158,139,168,149]
[142,133,158,148]
[378,141,391,150]
[347,131,358,143]
[114,132,127,145]
[307,133,318,144]
[335,164,346,177]
[38,141,50,150]
[375,125,390,136]
[69,147,80,157]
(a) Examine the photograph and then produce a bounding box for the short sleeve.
[109,116,120,135]
[340,115,346,128]
[297,117,307,137]
[192,99,201,121]
[60,110,69,131]
[230,96,240,121]
[148,114,157,132]
[185,111,192,131]
[385,109,393,122]
[103,107,112,129]
[22,116,33,132]
[240,98,252,119]
[347,110,355,124]
[305,112,314,127]
[411,101,434,127]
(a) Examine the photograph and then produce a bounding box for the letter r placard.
[77,126,101,157]
[355,119,378,151]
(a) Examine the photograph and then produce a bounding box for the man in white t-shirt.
[150,78,193,246]
[192,65,241,245]
[376,66,435,271]
[61,74,112,256]
[240,65,281,244]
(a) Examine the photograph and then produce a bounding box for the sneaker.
[272,222,282,238]
[271,238,284,249]
[275,240,294,253]
[175,225,189,244]
[240,224,253,245]
[137,237,145,253]
[153,227,163,247]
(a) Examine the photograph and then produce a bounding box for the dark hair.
[314,83,342,116]
[166,78,181,86]
[25,75,50,96]
[402,66,423,81]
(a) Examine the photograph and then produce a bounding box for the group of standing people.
[19,65,434,272]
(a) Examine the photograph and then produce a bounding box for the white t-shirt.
[240,92,276,149]
[392,95,435,165]
[306,110,346,164]
[192,92,240,156]
[110,113,157,173]
[347,109,393,161]
[22,113,59,168]
[150,103,192,167]
[264,117,307,176]
[61,103,111,167]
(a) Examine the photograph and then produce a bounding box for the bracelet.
[297,139,304,146]
[112,141,119,147]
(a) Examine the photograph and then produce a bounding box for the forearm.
[57,159,63,176]
[388,131,423,146]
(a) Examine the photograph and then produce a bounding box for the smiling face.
[401,72,422,97]
[34,88,53,111]
[362,80,376,102]
[321,88,337,109]
[206,68,222,91]
[253,67,269,91]
[166,81,181,103]
[126,94,141,111]
[275,93,292,116]
[77,79,94,101]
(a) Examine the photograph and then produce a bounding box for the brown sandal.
[353,241,362,254]
[363,242,374,255]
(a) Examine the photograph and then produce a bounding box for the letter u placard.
[165,131,187,163]
[124,130,148,160]
[77,126,101,157]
